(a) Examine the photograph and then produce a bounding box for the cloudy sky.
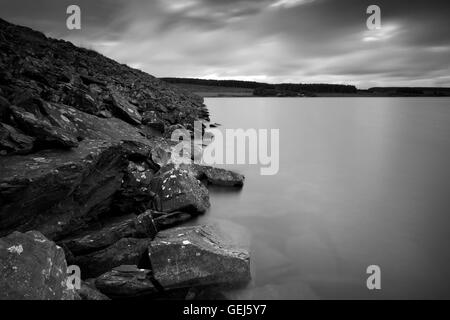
[1,0,450,88]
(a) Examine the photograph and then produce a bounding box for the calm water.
[195,97,450,299]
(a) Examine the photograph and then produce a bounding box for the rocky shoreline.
[0,18,250,300]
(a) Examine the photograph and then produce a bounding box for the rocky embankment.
[0,18,249,300]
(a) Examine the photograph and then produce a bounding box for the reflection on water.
[194,97,450,299]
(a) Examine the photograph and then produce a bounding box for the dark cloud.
[0,0,449,87]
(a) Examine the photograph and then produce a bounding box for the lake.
[193,97,450,299]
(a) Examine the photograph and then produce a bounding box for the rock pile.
[0,18,249,300]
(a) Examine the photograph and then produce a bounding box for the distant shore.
[161,77,450,98]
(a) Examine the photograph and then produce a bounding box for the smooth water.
[195,97,450,299]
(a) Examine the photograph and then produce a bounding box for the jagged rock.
[76,281,110,300]
[10,97,79,148]
[142,110,165,132]
[189,164,244,187]
[95,265,157,298]
[150,163,210,214]
[0,230,76,300]
[113,161,156,214]
[69,238,152,278]
[0,140,128,239]
[109,91,142,125]
[149,224,251,290]
[0,122,35,154]
[60,212,157,256]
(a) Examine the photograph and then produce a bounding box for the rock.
[151,210,193,230]
[149,224,251,290]
[142,110,165,132]
[69,238,152,278]
[147,136,174,167]
[77,281,110,300]
[189,164,244,187]
[163,124,188,139]
[10,97,79,148]
[95,265,157,298]
[150,163,210,214]
[0,230,76,300]
[0,94,10,120]
[0,17,210,247]
[60,212,157,256]
[113,161,156,214]
[0,140,128,239]
[0,122,35,154]
[109,91,142,125]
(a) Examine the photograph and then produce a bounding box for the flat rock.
[69,237,152,279]
[149,224,251,290]
[0,230,76,300]
[95,265,157,298]
[150,163,210,214]
[60,211,157,256]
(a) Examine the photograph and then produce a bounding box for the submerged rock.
[0,230,76,300]
[150,164,210,214]
[189,164,244,187]
[60,212,157,256]
[95,265,157,298]
[69,237,152,279]
[149,224,251,290]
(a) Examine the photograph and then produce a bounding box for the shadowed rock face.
[0,231,76,300]
[68,237,152,279]
[60,212,157,256]
[149,225,251,290]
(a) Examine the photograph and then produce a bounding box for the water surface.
[195,97,450,299]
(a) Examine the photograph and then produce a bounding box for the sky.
[1,0,450,88]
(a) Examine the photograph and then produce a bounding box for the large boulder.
[0,230,76,300]
[60,211,157,256]
[0,102,153,239]
[95,265,157,298]
[150,164,210,214]
[149,224,251,290]
[0,140,128,239]
[69,237,152,278]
